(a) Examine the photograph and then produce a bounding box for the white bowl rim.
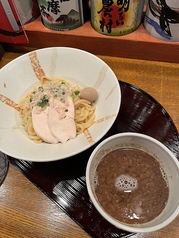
[0,47,121,162]
[86,132,179,233]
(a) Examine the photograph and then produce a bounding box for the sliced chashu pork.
[32,106,59,144]
[32,95,76,144]
[48,96,76,143]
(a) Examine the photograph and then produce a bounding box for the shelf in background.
[22,17,179,63]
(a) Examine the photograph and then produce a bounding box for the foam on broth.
[94,148,169,225]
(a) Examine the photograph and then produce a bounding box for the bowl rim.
[86,132,179,233]
[0,47,121,162]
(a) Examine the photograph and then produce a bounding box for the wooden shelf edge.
[21,17,179,63]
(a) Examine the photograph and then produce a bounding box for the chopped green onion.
[29,98,32,102]
[54,94,58,98]
[74,90,80,95]
[38,86,44,92]
[38,95,49,109]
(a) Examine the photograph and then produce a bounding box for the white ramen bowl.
[86,132,179,233]
[0,47,121,162]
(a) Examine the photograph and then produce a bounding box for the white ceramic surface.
[86,132,179,233]
[0,47,121,162]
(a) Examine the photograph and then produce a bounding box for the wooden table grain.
[1,48,179,238]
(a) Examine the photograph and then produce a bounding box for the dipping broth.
[94,148,169,225]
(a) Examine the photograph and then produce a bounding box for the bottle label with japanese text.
[144,0,179,42]
[37,0,86,31]
[90,0,145,36]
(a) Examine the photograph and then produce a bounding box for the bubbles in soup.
[94,148,169,225]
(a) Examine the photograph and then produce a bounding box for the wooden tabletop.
[1,47,179,238]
